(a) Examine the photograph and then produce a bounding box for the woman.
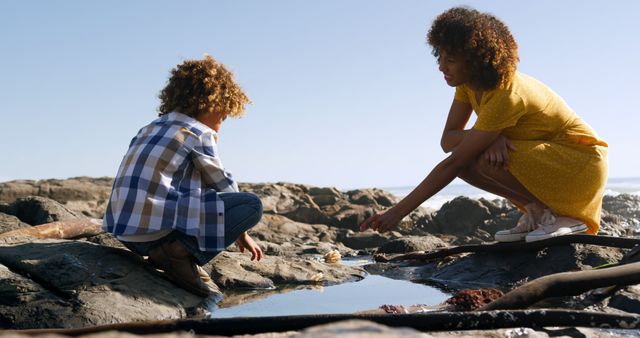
[360,7,608,243]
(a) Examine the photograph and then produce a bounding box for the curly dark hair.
[427,7,519,90]
[158,55,251,118]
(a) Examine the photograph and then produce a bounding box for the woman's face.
[438,50,468,87]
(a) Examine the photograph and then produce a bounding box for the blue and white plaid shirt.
[103,112,238,251]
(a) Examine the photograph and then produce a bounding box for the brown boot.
[148,240,221,298]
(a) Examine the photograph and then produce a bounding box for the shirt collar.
[163,112,217,135]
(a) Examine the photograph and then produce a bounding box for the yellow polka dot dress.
[455,72,608,234]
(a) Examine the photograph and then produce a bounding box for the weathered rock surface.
[0,237,203,329]
[0,235,365,329]
[367,243,627,292]
[0,177,638,333]
[0,177,113,218]
[376,235,447,254]
[1,196,84,225]
[0,213,30,234]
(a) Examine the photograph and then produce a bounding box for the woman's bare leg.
[458,158,545,213]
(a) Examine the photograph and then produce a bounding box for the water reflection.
[210,274,448,318]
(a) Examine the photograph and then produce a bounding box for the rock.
[602,194,640,224]
[376,235,448,254]
[433,196,492,236]
[3,196,83,225]
[339,230,396,250]
[0,238,203,329]
[368,243,626,292]
[82,232,128,250]
[607,285,640,315]
[0,177,113,218]
[295,319,428,338]
[0,213,30,234]
[204,251,366,288]
[481,209,521,236]
[347,188,399,207]
[248,214,356,257]
[0,263,80,328]
[240,183,394,231]
[600,209,632,237]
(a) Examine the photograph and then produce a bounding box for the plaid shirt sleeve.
[191,130,239,193]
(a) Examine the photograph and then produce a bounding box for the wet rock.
[607,285,640,315]
[369,243,626,292]
[376,235,447,254]
[204,251,366,289]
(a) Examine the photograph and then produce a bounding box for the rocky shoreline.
[0,177,639,337]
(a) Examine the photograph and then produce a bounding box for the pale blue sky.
[1,1,638,189]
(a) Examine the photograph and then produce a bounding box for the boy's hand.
[235,232,263,261]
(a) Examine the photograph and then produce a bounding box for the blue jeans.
[121,192,263,265]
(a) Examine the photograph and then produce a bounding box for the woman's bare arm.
[441,99,473,153]
[361,128,502,232]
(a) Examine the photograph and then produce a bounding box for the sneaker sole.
[525,223,587,243]
[494,232,528,242]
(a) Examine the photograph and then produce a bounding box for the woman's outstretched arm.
[360,127,501,233]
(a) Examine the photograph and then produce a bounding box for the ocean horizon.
[380,176,640,210]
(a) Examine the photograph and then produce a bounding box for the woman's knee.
[458,159,484,180]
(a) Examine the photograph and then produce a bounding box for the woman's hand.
[235,232,263,261]
[482,135,516,170]
[359,207,404,233]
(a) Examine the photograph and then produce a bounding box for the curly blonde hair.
[158,55,251,118]
[427,7,519,90]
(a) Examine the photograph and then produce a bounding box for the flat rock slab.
[366,243,626,291]
[204,251,366,289]
[0,236,366,329]
[0,237,203,329]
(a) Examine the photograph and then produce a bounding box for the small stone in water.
[324,250,341,263]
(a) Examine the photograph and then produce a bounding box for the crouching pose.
[361,7,608,242]
[103,55,263,297]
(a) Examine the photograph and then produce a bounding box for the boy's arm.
[191,132,239,192]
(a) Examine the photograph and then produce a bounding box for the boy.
[103,55,263,297]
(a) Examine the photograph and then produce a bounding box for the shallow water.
[209,258,448,318]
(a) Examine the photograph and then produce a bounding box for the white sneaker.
[525,209,588,242]
[494,212,535,242]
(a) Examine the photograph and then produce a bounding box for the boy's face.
[438,50,469,87]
